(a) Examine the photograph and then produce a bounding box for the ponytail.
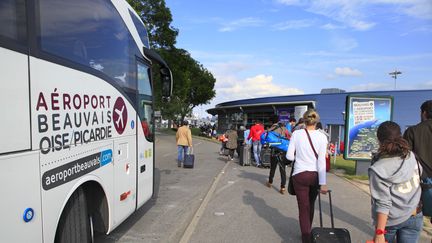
[376,121,410,159]
[377,137,410,159]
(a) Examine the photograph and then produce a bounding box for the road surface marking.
[179,160,232,243]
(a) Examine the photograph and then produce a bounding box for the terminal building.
[207,89,432,146]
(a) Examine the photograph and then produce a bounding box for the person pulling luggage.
[224,125,238,161]
[176,120,193,168]
[286,109,328,243]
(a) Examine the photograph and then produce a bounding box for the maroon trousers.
[293,171,319,243]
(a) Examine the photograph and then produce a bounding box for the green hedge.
[332,155,356,175]
[191,128,201,136]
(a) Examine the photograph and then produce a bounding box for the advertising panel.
[344,95,393,161]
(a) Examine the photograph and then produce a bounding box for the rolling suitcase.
[183,148,195,168]
[260,146,271,167]
[311,190,351,243]
[239,145,251,166]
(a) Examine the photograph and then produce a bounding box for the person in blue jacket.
[266,115,291,194]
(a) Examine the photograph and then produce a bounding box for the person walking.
[403,100,432,178]
[292,118,306,132]
[248,120,265,167]
[176,120,192,167]
[286,109,328,243]
[266,116,290,194]
[244,124,252,146]
[225,125,238,161]
[236,125,246,158]
[287,117,296,134]
[316,122,331,172]
[369,121,423,243]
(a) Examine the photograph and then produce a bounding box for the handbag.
[288,160,296,195]
[415,155,432,216]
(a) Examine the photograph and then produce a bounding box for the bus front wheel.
[55,187,93,243]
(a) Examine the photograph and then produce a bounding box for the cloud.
[334,67,362,77]
[331,36,358,51]
[321,23,345,30]
[418,81,432,89]
[350,82,392,91]
[272,19,316,30]
[275,0,432,31]
[275,0,302,5]
[216,74,304,101]
[219,17,265,32]
[208,61,252,74]
[390,0,432,20]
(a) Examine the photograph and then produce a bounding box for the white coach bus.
[0,0,172,242]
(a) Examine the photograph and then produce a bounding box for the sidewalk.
[333,171,432,239]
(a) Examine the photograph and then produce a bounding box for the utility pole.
[389,69,402,90]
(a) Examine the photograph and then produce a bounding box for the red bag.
[326,154,330,172]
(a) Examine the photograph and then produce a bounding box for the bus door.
[136,61,154,208]
[0,1,44,242]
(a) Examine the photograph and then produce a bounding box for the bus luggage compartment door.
[113,137,136,226]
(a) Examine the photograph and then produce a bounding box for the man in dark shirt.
[403,100,432,177]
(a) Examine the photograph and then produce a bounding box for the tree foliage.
[127,0,178,49]
[128,0,216,121]
[155,48,216,121]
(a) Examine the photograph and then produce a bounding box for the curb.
[332,172,432,238]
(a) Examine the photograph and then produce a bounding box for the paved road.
[97,133,431,243]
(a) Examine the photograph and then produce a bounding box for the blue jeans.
[253,140,262,165]
[177,145,189,166]
[385,212,423,243]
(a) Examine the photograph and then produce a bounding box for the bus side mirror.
[143,48,173,101]
[160,67,172,101]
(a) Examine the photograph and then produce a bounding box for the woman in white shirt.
[286,109,328,243]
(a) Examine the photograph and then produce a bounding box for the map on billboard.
[344,95,393,161]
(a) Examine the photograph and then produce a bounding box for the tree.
[127,0,178,49]
[156,48,216,121]
[128,0,216,122]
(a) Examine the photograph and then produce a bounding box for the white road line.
[179,160,232,243]
[162,153,171,157]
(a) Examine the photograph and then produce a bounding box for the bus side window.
[137,62,153,142]
[38,0,142,103]
[0,0,27,47]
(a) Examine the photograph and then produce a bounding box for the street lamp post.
[389,69,402,90]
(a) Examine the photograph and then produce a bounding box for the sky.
[164,0,432,117]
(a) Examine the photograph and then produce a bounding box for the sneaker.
[266,181,272,188]
[280,187,286,194]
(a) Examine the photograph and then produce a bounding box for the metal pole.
[389,70,401,90]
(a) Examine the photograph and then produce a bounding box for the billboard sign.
[344,95,393,161]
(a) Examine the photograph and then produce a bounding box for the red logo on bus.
[113,97,128,135]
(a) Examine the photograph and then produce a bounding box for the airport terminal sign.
[344,95,393,161]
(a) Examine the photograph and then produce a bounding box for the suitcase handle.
[188,146,194,155]
[318,189,334,229]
